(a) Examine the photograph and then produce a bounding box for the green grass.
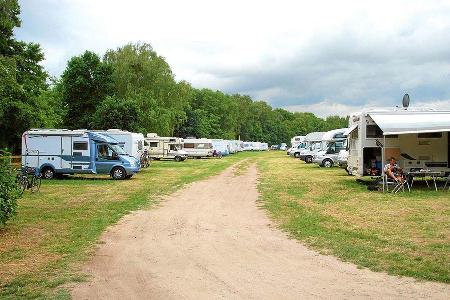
[257,151,450,283]
[0,152,257,299]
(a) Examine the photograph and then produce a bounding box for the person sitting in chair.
[385,157,404,183]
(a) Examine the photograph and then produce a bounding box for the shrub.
[0,150,21,225]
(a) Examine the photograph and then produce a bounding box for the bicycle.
[140,151,150,168]
[16,166,41,194]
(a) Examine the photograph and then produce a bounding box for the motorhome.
[212,139,230,156]
[312,128,347,167]
[243,142,254,151]
[96,129,145,160]
[260,142,269,150]
[346,108,450,177]
[291,135,306,148]
[183,138,214,158]
[22,129,140,179]
[289,141,308,157]
[299,132,325,163]
[145,133,188,161]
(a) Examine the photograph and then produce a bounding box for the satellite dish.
[402,93,410,108]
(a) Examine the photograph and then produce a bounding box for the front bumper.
[124,166,141,175]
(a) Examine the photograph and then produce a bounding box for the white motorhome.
[243,142,253,151]
[346,108,450,177]
[212,139,230,156]
[145,133,188,161]
[312,128,347,167]
[183,138,214,158]
[22,129,140,179]
[291,135,306,148]
[299,132,325,163]
[97,129,145,160]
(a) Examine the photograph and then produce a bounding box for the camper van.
[183,138,214,158]
[346,108,450,176]
[22,129,140,179]
[312,128,347,167]
[291,136,306,148]
[145,134,188,161]
[299,132,325,163]
[96,129,145,160]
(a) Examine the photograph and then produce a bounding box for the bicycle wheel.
[31,176,41,193]
[18,175,28,194]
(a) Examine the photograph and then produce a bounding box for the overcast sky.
[15,0,450,116]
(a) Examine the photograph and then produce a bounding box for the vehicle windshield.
[109,144,127,155]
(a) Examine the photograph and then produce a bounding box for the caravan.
[291,135,306,148]
[212,139,230,156]
[312,128,347,167]
[299,132,325,163]
[346,107,450,177]
[183,138,214,158]
[145,134,188,161]
[22,129,140,180]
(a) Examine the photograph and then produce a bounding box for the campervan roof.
[304,132,325,142]
[26,129,87,136]
[321,128,347,141]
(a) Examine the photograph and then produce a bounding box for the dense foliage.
[0,0,348,153]
[0,151,20,225]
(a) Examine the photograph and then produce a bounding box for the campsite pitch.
[70,163,449,299]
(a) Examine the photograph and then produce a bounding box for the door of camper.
[61,136,72,169]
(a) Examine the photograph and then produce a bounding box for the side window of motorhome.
[197,143,205,149]
[149,142,158,148]
[418,132,442,139]
[169,144,178,150]
[184,143,194,149]
[73,142,88,150]
[366,125,383,138]
[138,141,143,150]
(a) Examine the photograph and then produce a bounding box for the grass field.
[0,152,256,299]
[258,151,450,283]
[1,150,449,299]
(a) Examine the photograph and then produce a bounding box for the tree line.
[0,0,348,153]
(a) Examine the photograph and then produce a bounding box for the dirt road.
[71,164,450,299]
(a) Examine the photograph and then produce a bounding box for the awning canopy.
[344,125,358,136]
[369,112,450,135]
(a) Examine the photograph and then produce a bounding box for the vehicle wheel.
[111,167,126,180]
[31,176,41,192]
[323,159,333,168]
[294,152,300,158]
[174,156,182,162]
[41,167,55,179]
[17,175,27,194]
[305,156,313,164]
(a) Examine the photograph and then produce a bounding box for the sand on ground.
[71,164,450,299]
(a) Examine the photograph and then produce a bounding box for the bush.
[0,150,21,225]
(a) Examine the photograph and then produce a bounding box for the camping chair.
[444,175,450,191]
[384,174,410,193]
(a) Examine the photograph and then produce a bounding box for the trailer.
[212,139,230,156]
[183,138,214,158]
[346,107,450,177]
[22,129,140,179]
[145,133,188,161]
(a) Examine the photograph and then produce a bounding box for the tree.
[91,96,142,132]
[60,51,113,129]
[0,150,21,225]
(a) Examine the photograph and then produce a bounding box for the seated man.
[384,157,404,183]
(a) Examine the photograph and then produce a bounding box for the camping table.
[407,171,442,192]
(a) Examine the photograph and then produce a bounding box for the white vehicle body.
[337,149,349,168]
[299,132,325,163]
[346,108,450,176]
[183,138,214,158]
[243,142,253,151]
[212,139,230,156]
[97,129,144,160]
[289,142,308,157]
[145,133,188,161]
[260,143,269,150]
[279,143,287,151]
[291,135,306,148]
[312,128,347,167]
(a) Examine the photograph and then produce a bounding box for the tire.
[41,167,55,179]
[17,175,27,194]
[323,159,333,168]
[31,176,41,192]
[111,167,126,180]
[294,152,300,158]
[174,156,182,162]
[305,156,313,164]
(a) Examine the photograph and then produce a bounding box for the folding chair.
[384,174,410,193]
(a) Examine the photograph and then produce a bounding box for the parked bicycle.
[140,150,150,168]
[16,166,41,194]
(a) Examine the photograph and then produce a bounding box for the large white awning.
[369,112,450,135]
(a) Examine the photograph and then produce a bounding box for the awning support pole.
[382,135,386,192]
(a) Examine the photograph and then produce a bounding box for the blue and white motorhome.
[22,129,141,180]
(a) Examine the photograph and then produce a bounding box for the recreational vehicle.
[299,132,325,163]
[145,133,188,161]
[96,129,145,160]
[212,139,230,156]
[22,129,140,180]
[289,142,308,158]
[346,108,450,177]
[183,138,214,158]
[312,128,347,167]
[291,135,306,148]
[243,142,254,151]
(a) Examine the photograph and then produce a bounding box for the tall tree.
[60,51,113,129]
